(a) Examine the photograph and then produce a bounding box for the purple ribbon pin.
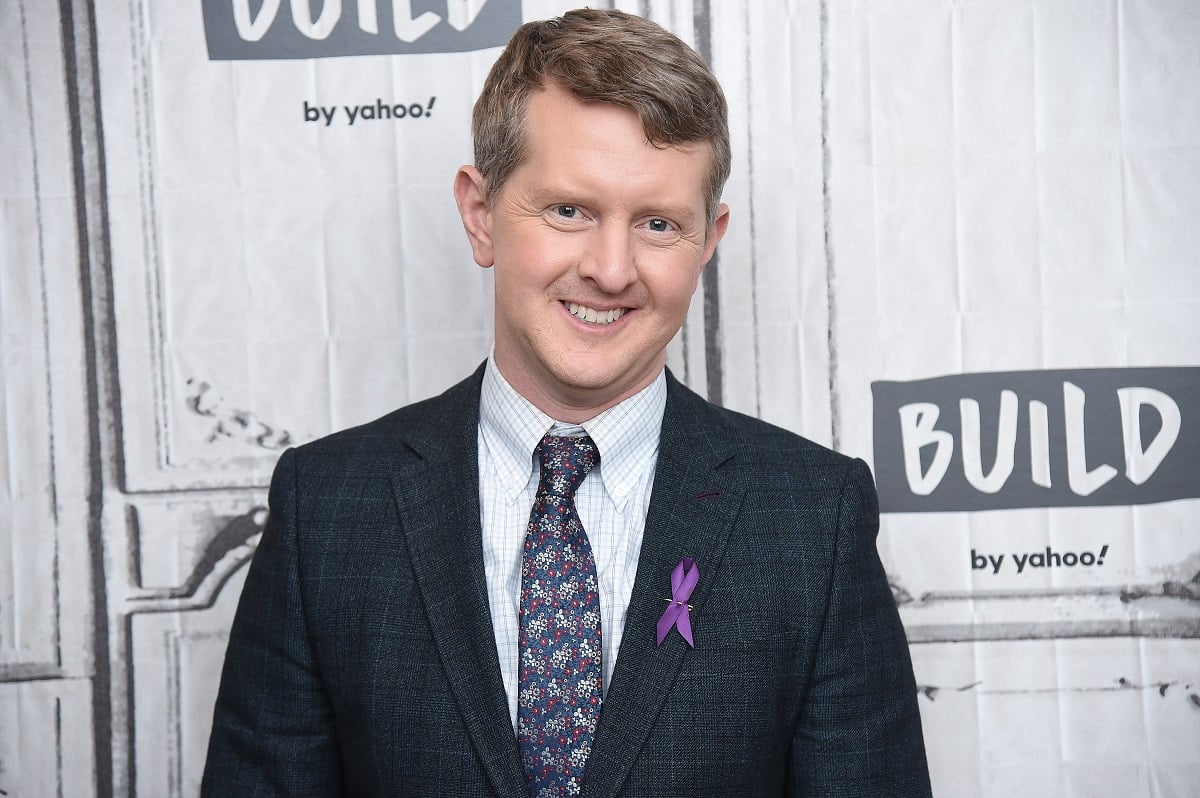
[656,558,699,647]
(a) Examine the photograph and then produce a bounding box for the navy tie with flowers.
[517,434,603,798]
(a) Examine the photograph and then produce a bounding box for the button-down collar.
[478,356,666,510]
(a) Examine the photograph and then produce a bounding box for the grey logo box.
[872,367,1200,512]
[202,0,522,60]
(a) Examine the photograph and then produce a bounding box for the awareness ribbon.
[656,558,699,647]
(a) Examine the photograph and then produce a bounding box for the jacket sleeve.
[786,458,933,797]
[201,448,344,797]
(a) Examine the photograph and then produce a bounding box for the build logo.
[872,367,1200,512]
[202,0,521,59]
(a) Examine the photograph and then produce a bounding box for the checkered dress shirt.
[478,357,664,732]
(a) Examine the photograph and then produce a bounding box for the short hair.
[472,8,731,227]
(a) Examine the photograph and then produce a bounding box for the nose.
[577,223,637,293]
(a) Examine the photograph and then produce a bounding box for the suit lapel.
[582,375,745,798]
[388,367,528,798]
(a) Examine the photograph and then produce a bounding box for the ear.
[453,165,494,268]
[698,203,731,267]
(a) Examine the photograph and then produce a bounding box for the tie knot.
[537,434,598,498]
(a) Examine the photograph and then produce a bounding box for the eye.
[554,205,579,219]
[646,218,673,233]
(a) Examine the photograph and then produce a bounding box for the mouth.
[564,301,627,326]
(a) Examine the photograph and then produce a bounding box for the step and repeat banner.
[2,0,1197,795]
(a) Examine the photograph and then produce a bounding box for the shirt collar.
[479,355,666,508]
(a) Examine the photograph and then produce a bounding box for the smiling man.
[455,79,726,422]
[203,9,931,798]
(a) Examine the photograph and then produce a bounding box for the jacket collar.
[581,371,744,798]
[388,364,529,797]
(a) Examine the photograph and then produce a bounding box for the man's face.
[455,83,729,420]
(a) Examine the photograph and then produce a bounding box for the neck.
[493,359,664,424]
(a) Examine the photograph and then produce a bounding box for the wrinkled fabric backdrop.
[2,1,1198,795]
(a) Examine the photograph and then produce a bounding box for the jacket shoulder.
[665,372,861,475]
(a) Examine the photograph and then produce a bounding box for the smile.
[566,302,626,325]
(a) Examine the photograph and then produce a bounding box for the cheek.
[494,256,547,295]
[495,239,573,290]
[646,265,702,313]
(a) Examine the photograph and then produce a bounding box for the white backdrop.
[2,0,1198,795]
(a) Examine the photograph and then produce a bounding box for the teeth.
[567,302,625,325]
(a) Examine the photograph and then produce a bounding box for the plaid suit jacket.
[202,365,932,797]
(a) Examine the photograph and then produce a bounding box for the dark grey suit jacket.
[202,365,931,797]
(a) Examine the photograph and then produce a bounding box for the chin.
[552,368,622,394]
[551,361,648,397]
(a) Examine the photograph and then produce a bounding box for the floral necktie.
[517,434,602,798]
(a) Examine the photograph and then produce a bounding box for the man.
[202,9,931,797]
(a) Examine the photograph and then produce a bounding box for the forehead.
[514,84,712,206]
